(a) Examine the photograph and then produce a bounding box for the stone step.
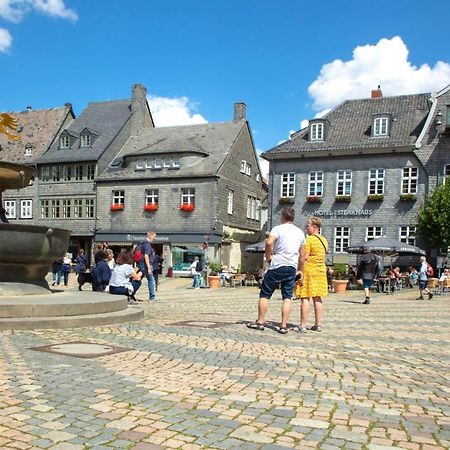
[0,291,127,318]
[0,305,144,331]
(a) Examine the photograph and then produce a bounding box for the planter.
[399,194,416,201]
[367,194,384,202]
[111,204,124,211]
[144,203,158,212]
[332,279,349,294]
[335,195,351,202]
[180,203,195,212]
[306,196,322,204]
[278,197,295,204]
[208,275,221,288]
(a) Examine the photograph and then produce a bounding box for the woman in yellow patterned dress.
[295,216,328,332]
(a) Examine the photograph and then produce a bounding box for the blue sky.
[1,0,450,174]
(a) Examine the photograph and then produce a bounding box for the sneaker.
[428,293,434,300]
[363,297,371,304]
[128,299,139,305]
[310,325,322,332]
[296,326,307,333]
[416,296,424,300]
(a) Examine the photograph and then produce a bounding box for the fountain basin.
[0,161,35,190]
[0,224,71,295]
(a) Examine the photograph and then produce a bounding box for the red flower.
[306,196,322,204]
[144,203,158,212]
[111,204,124,211]
[180,203,195,212]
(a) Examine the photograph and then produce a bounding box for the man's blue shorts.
[418,279,427,290]
[260,266,296,300]
[363,278,374,289]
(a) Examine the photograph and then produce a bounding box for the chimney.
[130,83,147,136]
[371,86,383,98]
[234,102,247,121]
[26,106,32,112]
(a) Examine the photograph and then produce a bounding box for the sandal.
[277,326,288,334]
[310,325,322,332]
[247,322,265,331]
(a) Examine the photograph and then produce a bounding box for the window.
[63,166,72,181]
[172,158,180,169]
[373,117,389,136]
[240,160,246,173]
[310,122,324,141]
[52,166,62,182]
[308,171,323,196]
[245,163,251,176]
[145,189,159,205]
[112,190,125,206]
[25,144,33,156]
[62,199,71,218]
[181,188,195,205]
[41,167,51,182]
[51,199,61,218]
[74,199,83,218]
[227,190,234,215]
[281,172,295,197]
[256,199,261,221]
[368,169,385,195]
[153,158,162,169]
[144,160,152,169]
[4,200,16,219]
[399,226,416,246]
[163,158,171,168]
[444,165,450,184]
[336,170,352,195]
[401,167,418,194]
[85,199,95,218]
[86,164,95,180]
[20,200,32,218]
[366,226,383,241]
[136,161,144,171]
[80,134,91,147]
[59,135,70,149]
[247,196,258,220]
[334,226,350,253]
[256,173,260,182]
[75,165,83,180]
[40,200,50,218]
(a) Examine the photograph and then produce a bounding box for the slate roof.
[37,99,132,164]
[96,121,246,180]
[263,93,431,159]
[0,106,72,164]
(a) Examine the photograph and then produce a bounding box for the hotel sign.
[309,209,374,218]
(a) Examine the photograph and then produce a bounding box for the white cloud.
[0,27,12,52]
[308,36,450,111]
[0,0,77,52]
[148,95,208,127]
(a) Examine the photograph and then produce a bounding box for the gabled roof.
[263,93,430,159]
[37,99,132,164]
[96,121,246,180]
[0,106,73,164]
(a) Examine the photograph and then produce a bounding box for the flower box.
[306,195,322,204]
[111,204,124,211]
[144,203,158,212]
[335,195,351,202]
[180,203,195,212]
[399,194,416,201]
[278,197,295,204]
[367,194,384,202]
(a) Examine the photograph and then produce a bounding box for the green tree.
[416,181,450,251]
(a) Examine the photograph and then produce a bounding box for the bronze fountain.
[0,113,71,294]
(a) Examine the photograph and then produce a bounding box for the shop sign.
[310,209,374,218]
[126,234,169,242]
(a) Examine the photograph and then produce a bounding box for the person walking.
[417,255,433,300]
[61,253,72,286]
[51,258,63,286]
[74,248,89,291]
[109,251,142,304]
[247,207,305,335]
[137,230,157,302]
[295,216,328,332]
[356,246,380,305]
[189,256,202,289]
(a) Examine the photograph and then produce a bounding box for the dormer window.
[24,143,33,156]
[80,134,91,147]
[309,120,325,142]
[372,115,390,137]
[59,135,70,149]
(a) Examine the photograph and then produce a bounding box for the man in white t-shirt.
[247,207,305,334]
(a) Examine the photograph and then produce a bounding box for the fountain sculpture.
[0,113,71,295]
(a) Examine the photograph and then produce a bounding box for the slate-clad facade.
[263,86,450,265]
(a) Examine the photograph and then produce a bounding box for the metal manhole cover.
[170,320,233,329]
[30,341,133,358]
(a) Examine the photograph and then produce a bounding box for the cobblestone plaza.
[0,282,449,449]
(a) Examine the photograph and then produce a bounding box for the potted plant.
[180,203,195,212]
[399,193,417,201]
[367,194,384,202]
[278,196,295,204]
[144,203,158,212]
[332,263,349,294]
[111,204,124,211]
[306,195,322,204]
[208,261,222,288]
[335,195,351,202]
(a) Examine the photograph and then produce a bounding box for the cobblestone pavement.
[1,281,449,449]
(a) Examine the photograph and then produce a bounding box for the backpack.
[132,243,143,263]
[426,263,434,277]
[195,260,203,272]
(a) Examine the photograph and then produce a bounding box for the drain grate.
[30,341,133,359]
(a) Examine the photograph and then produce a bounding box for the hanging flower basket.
[144,203,158,212]
[306,196,322,204]
[180,203,195,212]
[111,204,124,211]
